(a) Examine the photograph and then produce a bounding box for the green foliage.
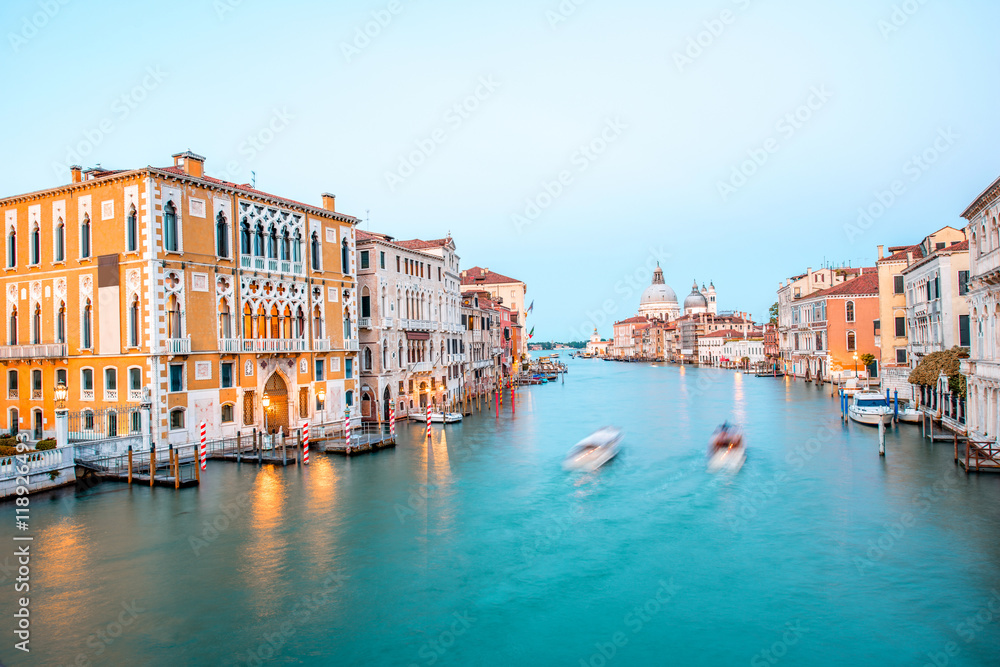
[908,346,970,397]
[769,302,779,325]
[35,439,57,451]
[0,445,17,457]
[0,436,15,449]
[859,353,876,368]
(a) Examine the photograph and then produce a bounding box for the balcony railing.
[410,362,433,373]
[313,338,331,352]
[163,337,191,355]
[81,389,94,401]
[358,317,372,329]
[31,389,42,400]
[128,388,143,402]
[402,319,435,332]
[473,359,493,370]
[104,389,118,402]
[0,343,67,359]
[383,317,394,329]
[239,255,304,275]
[219,338,242,353]
[6,389,16,400]
[451,353,466,363]
[345,339,359,352]
[243,338,308,353]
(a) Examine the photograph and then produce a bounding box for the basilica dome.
[684,281,708,310]
[640,266,678,305]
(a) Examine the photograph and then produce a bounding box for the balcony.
[128,388,143,402]
[383,317,394,329]
[313,338,331,352]
[7,389,16,400]
[82,389,94,401]
[974,246,1000,278]
[402,319,435,332]
[473,359,493,370]
[31,389,42,400]
[104,389,118,402]
[240,254,305,276]
[345,339,359,352]
[163,337,191,355]
[358,317,372,329]
[451,353,466,363]
[409,362,433,373]
[0,343,67,359]
[242,338,308,353]
[966,360,1000,383]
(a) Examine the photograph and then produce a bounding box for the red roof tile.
[878,245,923,263]
[808,270,879,298]
[395,238,451,250]
[701,329,743,338]
[461,266,522,285]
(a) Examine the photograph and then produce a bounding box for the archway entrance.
[263,372,289,434]
[383,387,392,421]
[361,389,374,421]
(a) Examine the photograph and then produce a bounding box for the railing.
[313,338,331,352]
[104,389,118,402]
[358,317,372,329]
[163,337,191,355]
[410,362,433,373]
[0,343,67,358]
[473,359,493,370]
[974,246,1000,277]
[31,389,42,400]
[240,255,303,275]
[383,317,394,329]
[0,448,72,496]
[128,388,143,402]
[242,338,308,353]
[451,353,466,363]
[219,338,242,353]
[344,339,359,352]
[81,389,94,401]
[6,389,16,400]
[966,360,1000,382]
[402,319,435,331]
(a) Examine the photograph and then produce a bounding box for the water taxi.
[563,427,622,471]
[848,392,892,426]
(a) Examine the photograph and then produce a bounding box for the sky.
[2,0,999,341]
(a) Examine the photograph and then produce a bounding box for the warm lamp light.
[54,381,68,410]
[262,393,270,408]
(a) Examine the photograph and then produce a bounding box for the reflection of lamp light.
[54,381,68,411]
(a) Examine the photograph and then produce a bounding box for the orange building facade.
[1,151,358,446]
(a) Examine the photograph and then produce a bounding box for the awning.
[406,331,430,340]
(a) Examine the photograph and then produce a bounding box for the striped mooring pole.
[389,407,396,441]
[426,405,431,439]
[302,422,310,465]
[344,410,351,451]
[199,421,207,471]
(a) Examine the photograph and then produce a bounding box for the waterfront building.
[721,334,766,369]
[461,290,505,396]
[777,267,861,371]
[763,323,779,362]
[698,330,740,366]
[460,267,527,361]
[1,152,358,445]
[786,269,879,382]
[585,328,611,357]
[902,240,970,364]
[355,231,463,419]
[960,177,1000,438]
[874,226,965,395]
[637,265,680,321]
[611,316,648,360]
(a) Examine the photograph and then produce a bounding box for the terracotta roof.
[395,238,451,250]
[157,165,356,220]
[614,316,649,325]
[878,245,923,263]
[702,329,742,338]
[461,266,521,285]
[356,230,394,242]
[809,270,879,298]
[950,240,969,250]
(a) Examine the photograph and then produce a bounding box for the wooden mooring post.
[256,429,262,465]
[127,446,133,485]
[150,446,156,488]
[194,444,201,483]
[171,445,180,489]
[237,432,242,463]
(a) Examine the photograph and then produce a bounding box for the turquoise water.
[4,358,1000,666]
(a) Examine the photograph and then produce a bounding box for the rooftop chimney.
[877,245,884,260]
[906,251,913,265]
[172,151,205,178]
[321,193,336,212]
[70,165,82,183]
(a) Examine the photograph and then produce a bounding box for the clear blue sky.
[2,0,999,340]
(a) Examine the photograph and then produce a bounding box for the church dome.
[684,280,708,310]
[640,266,678,305]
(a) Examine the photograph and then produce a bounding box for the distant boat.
[848,392,892,426]
[707,423,746,473]
[563,427,622,471]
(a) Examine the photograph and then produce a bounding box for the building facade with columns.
[1,151,358,447]
[355,231,463,419]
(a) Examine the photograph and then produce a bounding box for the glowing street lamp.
[317,387,326,429]
[54,381,68,412]
[262,393,271,436]
[853,352,859,378]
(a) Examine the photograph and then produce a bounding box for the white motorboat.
[563,427,622,472]
[707,423,746,474]
[848,392,892,425]
[410,412,461,423]
[443,413,463,423]
[896,406,922,424]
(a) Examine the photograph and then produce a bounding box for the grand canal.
[5,357,1000,666]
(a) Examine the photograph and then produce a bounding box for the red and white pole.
[426,405,431,439]
[345,414,351,450]
[199,421,207,471]
[302,422,309,465]
[389,407,396,440]
[495,389,499,418]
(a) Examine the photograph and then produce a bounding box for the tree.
[859,353,876,368]
[768,302,778,325]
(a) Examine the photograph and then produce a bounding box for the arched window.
[29,224,39,265]
[341,238,349,274]
[382,341,388,370]
[981,224,987,254]
[254,223,264,256]
[128,297,140,347]
[6,228,15,267]
[282,305,292,339]
[361,286,371,318]
[343,310,351,339]
[295,307,305,339]
[127,205,138,252]
[243,303,253,338]
[398,341,404,369]
[845,300,855,323]
[167,295,181,339]
[293,230,302,263]
[169,408,185,430]
[267,224,278,259]
[846,331,856,351]
[221,403,234,423]
[311,232,322,271]
[31,304,40,345]
[364,347,373,371]
[313,306,323,338]
[269,304,280,339]
[54,218,64,262]
[216,212,229,258]
[82,299,92,348]
[164,201,178,252]
[8,306,16,345]
[56,302,66,343]
[240,219,251,254]
[219,300,232,339]
[7,370,17,399]
[280,230,290,261]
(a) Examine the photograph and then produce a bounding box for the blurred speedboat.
[563,427,622,471]
[707,423,746,473]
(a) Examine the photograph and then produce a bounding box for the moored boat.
[848,392,892,425]
[563,427,622,471]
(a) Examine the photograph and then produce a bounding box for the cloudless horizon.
[2,0,999,340]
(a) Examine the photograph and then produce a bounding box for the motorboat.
[848,392,892,425]
[443,413,463,423]
[896,406,922,424]
[563,427,622,472]
[707,423,746,473]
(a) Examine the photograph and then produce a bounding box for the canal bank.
[3,357,1000,666]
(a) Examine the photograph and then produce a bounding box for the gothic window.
[31,304,40,345]
[29,224,39,265]
[8,306,16,345]
[267,224,278,259]
[293,230,302,263]
[6,228,15,267]
[127,205,138,252]
[80,214,91,258]
[164,201,178,252]
[129,297,140,347]
[240,219,251,254]
[364,347,373,371]
[312,232,321,271]
[219,300,232,339]
[57,302,66,343]
[313,306,323,338]
[167,294,182,339]
[82,300,92,349]
[281,230,290,261]
[254,223,264,256]
[54,218,64,262]
[341,238,349,274]
[216,212,229,258]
